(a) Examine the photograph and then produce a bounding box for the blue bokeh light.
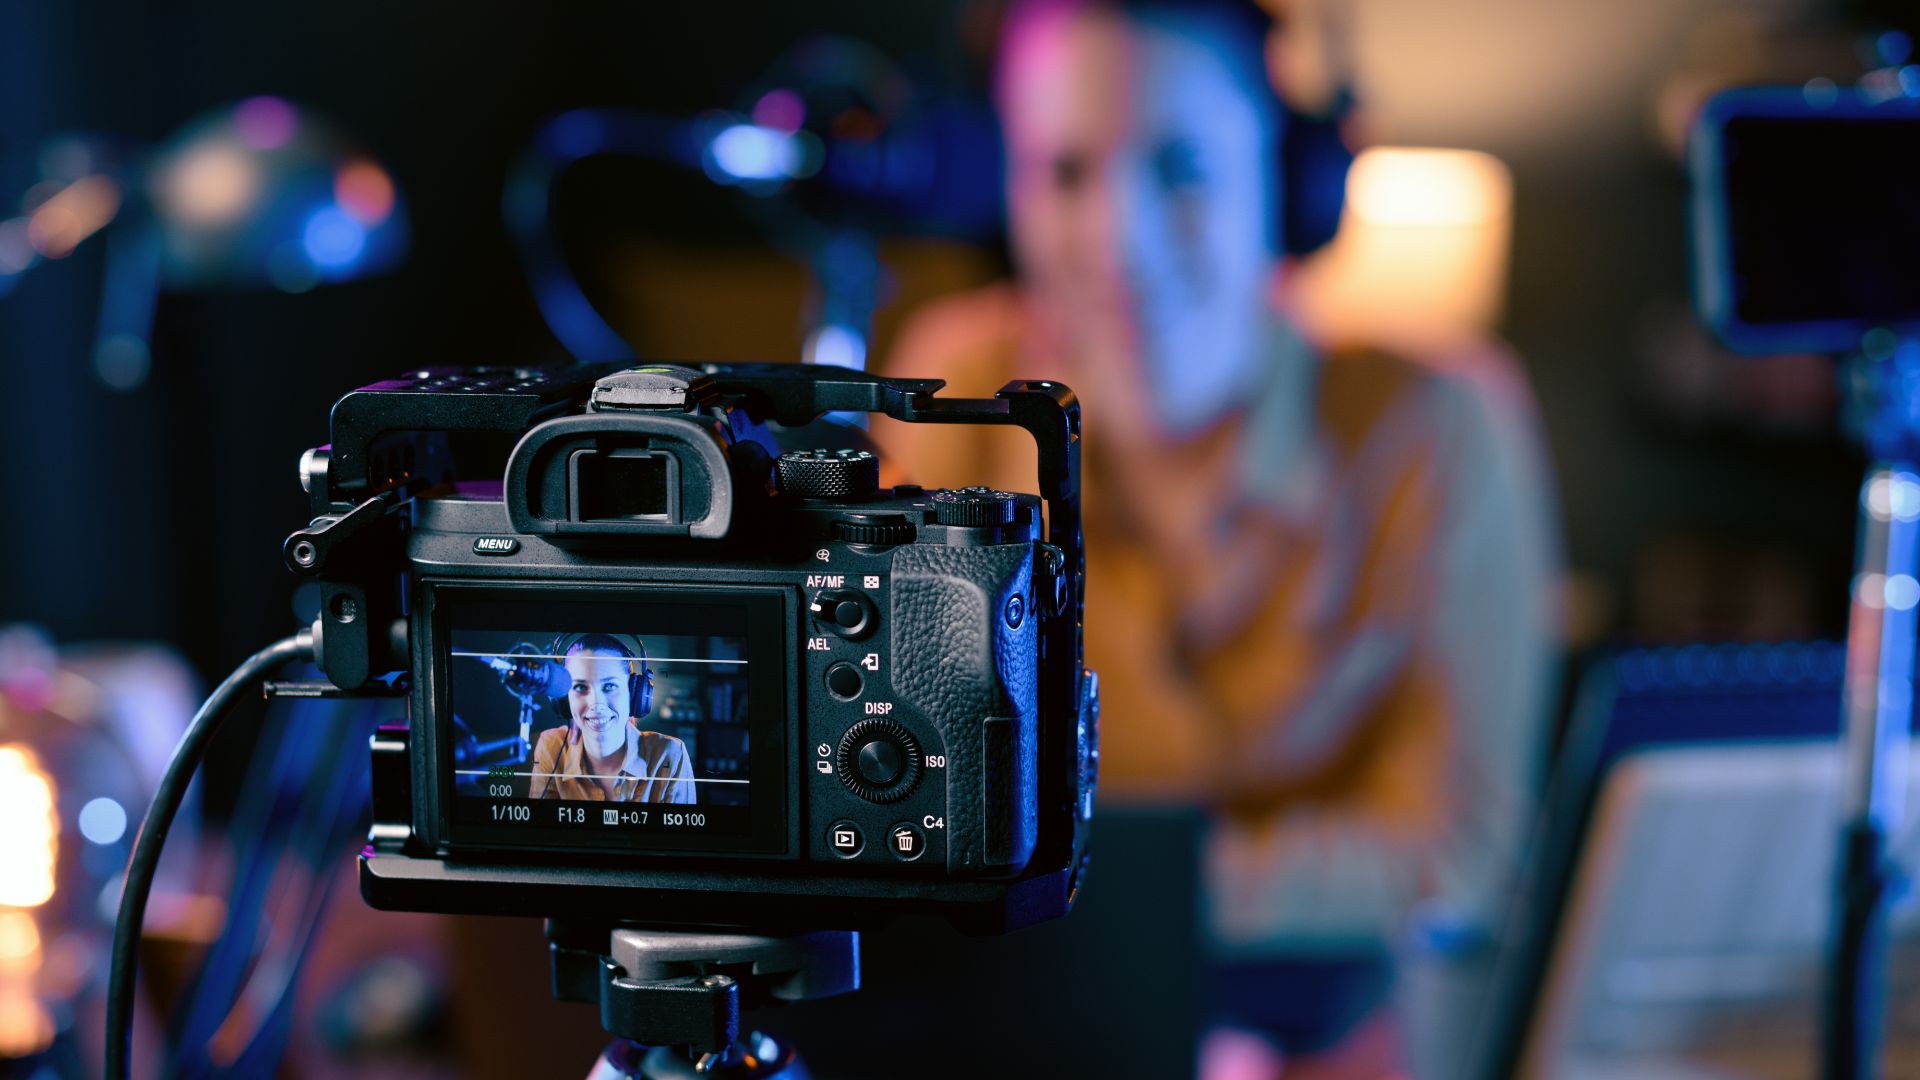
[807,323,867,370]
[301,205,367,269]
[710,124,798,182]
[79,796,128,845]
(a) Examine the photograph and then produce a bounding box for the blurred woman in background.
[878,0,1561,1073]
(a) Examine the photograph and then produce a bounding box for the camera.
[283,362,1095,933]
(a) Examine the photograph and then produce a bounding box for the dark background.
[4,0,1911,688]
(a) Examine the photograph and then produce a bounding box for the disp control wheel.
[835,718,923,803]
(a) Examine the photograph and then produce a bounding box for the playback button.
[827,821,863,859]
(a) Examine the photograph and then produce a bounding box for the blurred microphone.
[503,35,1003,361]
[481,645,567,699]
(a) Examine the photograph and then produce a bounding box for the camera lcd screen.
[1714,112,1920,334]
[438,589,787,855]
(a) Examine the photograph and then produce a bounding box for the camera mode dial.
[931,487,1019,527]
[836,718,923,803]
[778,449,879,500]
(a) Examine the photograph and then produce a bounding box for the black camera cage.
[284,363,1083,693]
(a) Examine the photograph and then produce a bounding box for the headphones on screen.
[548,632,654,721]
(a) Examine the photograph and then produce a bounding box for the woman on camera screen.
[529,633,696,804]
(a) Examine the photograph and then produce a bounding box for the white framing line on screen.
[455,769,749,784]
[450,651,747,666]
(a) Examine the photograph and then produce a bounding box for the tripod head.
[546,923,859,1079]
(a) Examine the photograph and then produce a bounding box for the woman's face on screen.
[565,648,630,760]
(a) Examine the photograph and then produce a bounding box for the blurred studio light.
[705,122,821,185]
[0,745,57,909]
[1289,146,1515,351]
[0,745,56,1061]
[0,96,408,392]
[507,35,999,365]
[148,96,408,292]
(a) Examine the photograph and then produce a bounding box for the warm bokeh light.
[0,745,57,909]
[0,987,53,1059]
[1345,147,1512,227]
[1288,146,1515,351]
[0,910,42,975]
[334,160,396,226]
[156,140,261,228]
[25,175,122,259]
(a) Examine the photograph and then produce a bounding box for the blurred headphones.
[1266,0,1358,257]
[1277,91,1356,256]
[548,632,654,720]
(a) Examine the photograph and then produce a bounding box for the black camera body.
[286,363,1094,933]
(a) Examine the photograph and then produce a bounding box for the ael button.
[825,662,863,700]
[887,824,926,861]
[809,590,875,639]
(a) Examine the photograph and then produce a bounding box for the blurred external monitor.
[1689,86,1920,355]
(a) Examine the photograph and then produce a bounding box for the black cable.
[105,632,314,1080]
